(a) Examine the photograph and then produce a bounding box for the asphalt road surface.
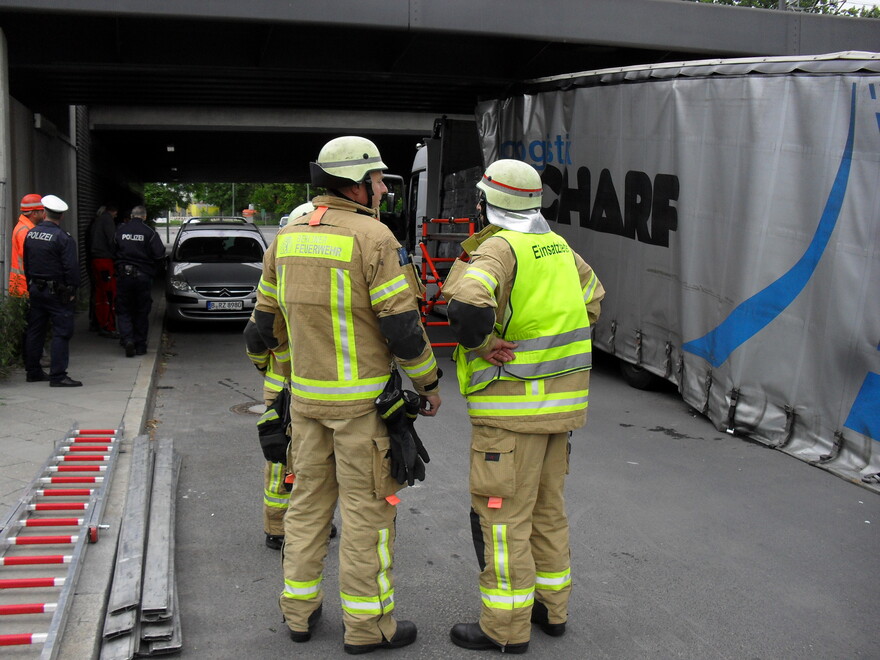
[151,324,880,659]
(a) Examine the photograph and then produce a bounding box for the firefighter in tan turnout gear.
[443,159,604,653]
[255,136,441,654]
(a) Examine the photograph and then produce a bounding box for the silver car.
[164,218,267,327]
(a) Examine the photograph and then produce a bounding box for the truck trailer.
[416,52,880,492]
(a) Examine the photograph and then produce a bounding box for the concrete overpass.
[1,0,878,285]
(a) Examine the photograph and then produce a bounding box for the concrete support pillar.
[1,28,11,292]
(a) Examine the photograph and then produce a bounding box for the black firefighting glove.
[375,370,426,486]
[257,416,287,463]
[257,389,291,464]
[402,389,430,466]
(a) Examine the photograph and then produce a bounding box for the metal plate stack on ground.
[100,437,182,659]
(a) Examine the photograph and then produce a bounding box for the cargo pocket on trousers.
[372,435,404,500]
[469,430,516,499]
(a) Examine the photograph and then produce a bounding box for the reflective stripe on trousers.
[283,575,322,600]
[340,528,395,616]
[479,524,535,611]
[535,568,571,591]
[264,462,289,509]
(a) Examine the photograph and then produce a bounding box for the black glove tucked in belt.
[257,388,291,464]
[375,369,430,486]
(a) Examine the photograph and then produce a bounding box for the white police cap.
[41,194,68,213]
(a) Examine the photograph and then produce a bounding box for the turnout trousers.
[263,461,288,535]
[280,408,401,646]
[469,426,572,646]
[262,387,289,536]
[24,288,75,382]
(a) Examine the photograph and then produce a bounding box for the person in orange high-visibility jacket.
[443,159,605,654]
[255,136,441,655]
[9,194,45,296]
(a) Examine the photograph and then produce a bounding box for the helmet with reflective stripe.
[476,159,542,211]
[20,193,43,212]
[309,136,387,189]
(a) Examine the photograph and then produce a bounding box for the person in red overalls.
[88,204,119,337]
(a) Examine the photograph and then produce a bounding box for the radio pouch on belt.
[375,369,430,487]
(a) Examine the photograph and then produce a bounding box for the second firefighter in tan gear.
[244,202,320,550]
[444,158,605,652]
[244,310,292,547]
[255,136,440,653]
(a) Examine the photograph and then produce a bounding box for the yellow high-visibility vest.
[454,229,591,417]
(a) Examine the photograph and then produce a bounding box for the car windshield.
[175,235,264,263]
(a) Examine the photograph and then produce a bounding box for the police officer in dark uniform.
[23,194,82,387]
[114,205,165,357]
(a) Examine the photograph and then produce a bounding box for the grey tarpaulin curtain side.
[477,52,880,492]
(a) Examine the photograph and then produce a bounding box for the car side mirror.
[385,192,396,211]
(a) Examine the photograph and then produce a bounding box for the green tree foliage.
[143,182,314,221]
[250,183,312,216]
[687,0,879,17]
[143,183,190,219]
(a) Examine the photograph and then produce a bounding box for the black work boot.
[265,533,284,550]
[343,620,417,655]
[531,600,566,637]
[50,376,83,388]
[288,604,322,643]
[449,623,529,654]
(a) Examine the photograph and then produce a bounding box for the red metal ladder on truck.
[0,423,122,657]
[418,217,475,348]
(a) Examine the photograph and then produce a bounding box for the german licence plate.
[207,301,243,311]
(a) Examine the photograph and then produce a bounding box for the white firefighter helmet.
[290,201,315,218]
[476,159,542,211]
[309,136,387,189]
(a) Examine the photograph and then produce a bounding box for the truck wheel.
[619,360,660,390]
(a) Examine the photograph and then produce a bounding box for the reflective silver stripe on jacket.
[467,392,589,413]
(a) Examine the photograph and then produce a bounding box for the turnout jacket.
[244,311,291,396]
[444,227,604,433]
[256,194,439,420]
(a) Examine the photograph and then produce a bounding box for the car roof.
[175,222,267,247]
[179,219,263,234]
[181,222,260,232]
[185,216,249,224]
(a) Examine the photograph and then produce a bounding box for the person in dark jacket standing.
[114,205,165,357]
[88,203,119,337]
[22,194,82,387]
